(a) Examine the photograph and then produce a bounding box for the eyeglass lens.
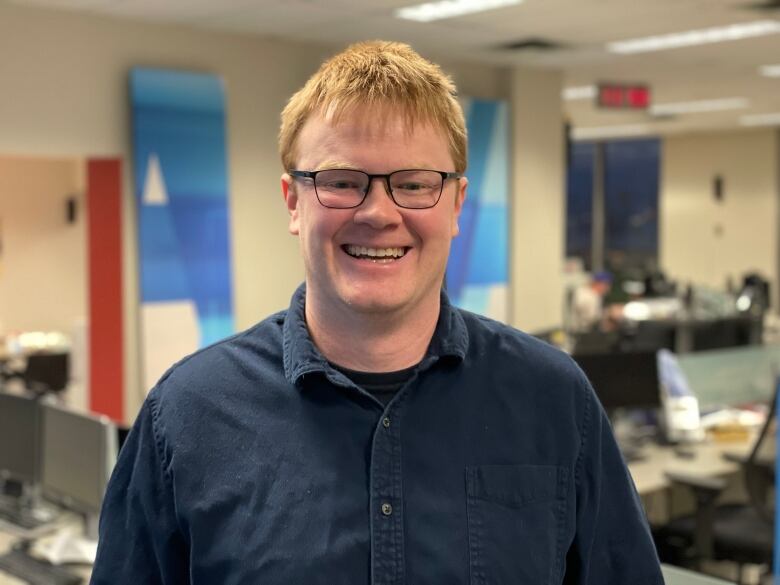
[314,170,443,209]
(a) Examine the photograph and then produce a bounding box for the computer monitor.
[40,403,116,539]
[690,317,753,351]
[24,353,69,393]
[572,351,661,412]
[0,392,39,486]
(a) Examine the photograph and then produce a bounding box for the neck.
[305,291,440,373]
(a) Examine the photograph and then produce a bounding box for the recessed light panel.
[760,64,780,77]
[395,0,523,23]
[608,21,780,54]
[650,98,749,116]
[741,112,780,126]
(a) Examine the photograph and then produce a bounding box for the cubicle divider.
[676,344,780,409]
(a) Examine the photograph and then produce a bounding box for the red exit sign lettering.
[597,84,651,110]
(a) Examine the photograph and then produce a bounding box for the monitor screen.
[25,353,69,393]
[572,351,661,411]
[40,403,116,514]
[0,392,39,484]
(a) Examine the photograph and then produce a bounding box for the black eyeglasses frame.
[288,168,462,210]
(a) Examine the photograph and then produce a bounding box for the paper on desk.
[29,527,97,566]
[699,407,766,430]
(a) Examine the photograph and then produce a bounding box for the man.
[570,270,613,332]
[91,41,663,584]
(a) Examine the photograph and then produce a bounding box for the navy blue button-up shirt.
[91,285,663,584]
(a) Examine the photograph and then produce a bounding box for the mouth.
[342,244,410,263]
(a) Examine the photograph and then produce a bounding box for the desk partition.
[676,344,780,409]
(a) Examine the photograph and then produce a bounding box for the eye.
[323,180,361,190]
[395,181,437,193]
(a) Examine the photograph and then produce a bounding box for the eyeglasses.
[288,168,462,210]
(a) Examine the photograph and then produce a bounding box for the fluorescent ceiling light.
[741,112,780,126]
[571,124,652,141]
[650,98,749,116]
[395,0,522,22]
[608,20,780,54]
[562,85,596,101]
[760,64,780,77]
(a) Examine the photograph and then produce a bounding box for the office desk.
[0,520,91,584]
[628,436,756,496]
[0,530,22,585]
[662,563,736,584]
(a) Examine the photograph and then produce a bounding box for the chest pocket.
[466,464,569,585]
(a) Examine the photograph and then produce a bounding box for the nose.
[353,177,402,229]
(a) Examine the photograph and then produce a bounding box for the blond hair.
[279,40,467,172]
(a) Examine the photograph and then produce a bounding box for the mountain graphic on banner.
[143,153,169,205]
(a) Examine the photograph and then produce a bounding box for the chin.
[342,294,406,315]
[335,284,409,314]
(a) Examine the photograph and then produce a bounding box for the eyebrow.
[312,161,436,172]
[313,160,355,171]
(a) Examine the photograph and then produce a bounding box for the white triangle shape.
[142,153,169,205]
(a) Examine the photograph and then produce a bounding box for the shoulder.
[455,308,593,407]
[149,310,288,417]
[460,309,584,378]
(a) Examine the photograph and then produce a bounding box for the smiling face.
[282,106,466,321]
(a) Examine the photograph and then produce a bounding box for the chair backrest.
[743,374,778,524]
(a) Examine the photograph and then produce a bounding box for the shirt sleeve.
[564,382,664,585]
[90,393,189,585]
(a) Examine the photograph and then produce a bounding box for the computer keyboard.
[0,507,49,531]
[0,549,82,585]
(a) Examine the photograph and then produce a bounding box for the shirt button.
[382,417,391,428]
[381,502,393,516]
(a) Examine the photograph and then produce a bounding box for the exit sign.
[597,83,651,110]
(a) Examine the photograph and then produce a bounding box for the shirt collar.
[282,283,468,387]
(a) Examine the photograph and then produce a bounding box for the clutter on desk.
[699,406,770,444]
[0,331,71,396]
[562,266,770,355]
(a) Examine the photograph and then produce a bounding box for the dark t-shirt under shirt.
[331,363,418,407]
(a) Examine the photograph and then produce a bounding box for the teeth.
[346,245,407,259]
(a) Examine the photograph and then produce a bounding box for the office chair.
[655,378,778,584]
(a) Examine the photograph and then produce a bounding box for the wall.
[510,68,565,332]
[0,3,523,421]
[0,156,86,334]
[0,156,89,412]
[661,129,779,303]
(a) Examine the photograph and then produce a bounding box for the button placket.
[369,399,406,584]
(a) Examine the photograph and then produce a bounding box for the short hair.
[279,40,467,172]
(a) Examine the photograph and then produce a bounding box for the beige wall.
[0,3,527,421]
[510,67,565,332]
[0,156,86,334]
[661,129,779,303]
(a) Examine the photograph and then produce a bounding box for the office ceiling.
[10,0,780,137]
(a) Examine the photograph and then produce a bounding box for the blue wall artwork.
[446,98,509,322]
[130,68,234,390]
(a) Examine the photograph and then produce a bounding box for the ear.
[281,173,300,235]
[451,176,468,237]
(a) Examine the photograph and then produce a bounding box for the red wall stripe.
[86,159,124,422]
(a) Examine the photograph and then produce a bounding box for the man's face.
[282,106,466,318]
